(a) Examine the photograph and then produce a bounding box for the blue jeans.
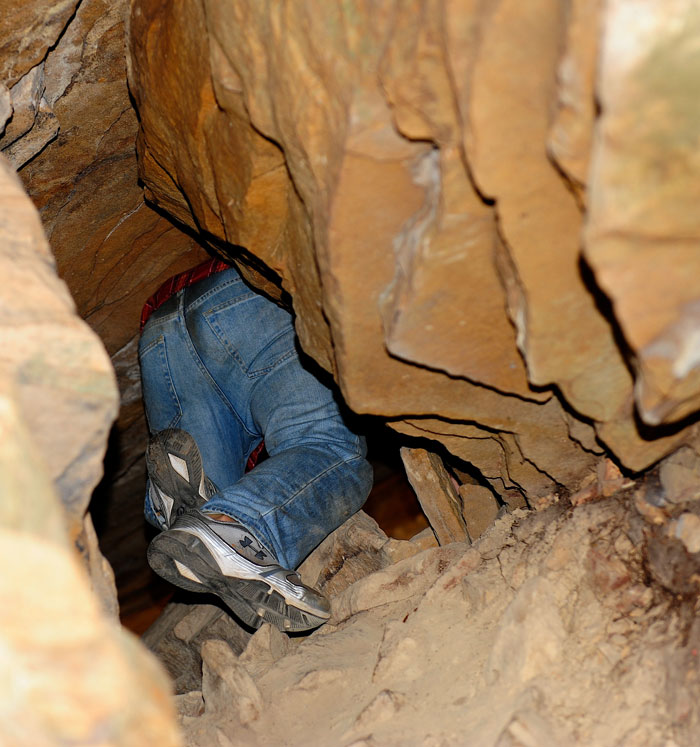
[139,267,373,569]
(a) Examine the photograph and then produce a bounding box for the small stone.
[673,513,700,554]
[459,483,500,540]
[401,447,469,545]
[409,527,439,551]
[298,511,392,597]
[598,458,625,497]
[531,493,560,511]
[570,481,600,507]
[201,640,263,725]
[173,605,222,643]
[295,668,344,690]
[331,544,463,623]
[495,709,569,747]
[240,622,291,670]
[173,690,205,719]
[634,489,668,526]
[660,447,700,504]
[382,537,422,564]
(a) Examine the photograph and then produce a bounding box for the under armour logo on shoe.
[240,535,267,560]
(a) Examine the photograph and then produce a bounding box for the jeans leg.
[141,269,373,569]
[139,293,257,526]
[201,351,373,569]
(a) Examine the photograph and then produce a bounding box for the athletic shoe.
[145,428,218,528]
[147,509,331,632]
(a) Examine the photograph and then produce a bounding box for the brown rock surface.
[128,0,700,500]
[0,63,54,163]
[401,447,469,545]
[585,0,700,428]
[459,482,501,540]
[130,0,606,505]
[0,154,179,745]
[0,154,117,597]
[172,491,700,746]
[548,0,603,197]
[465,0,662,471]
[2,0,210,618]
[0,403,179,745]
[5,4,700,742]
[19,0,209,358]
[0,0,80,88]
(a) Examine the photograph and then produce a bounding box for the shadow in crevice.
[90,424,173,634]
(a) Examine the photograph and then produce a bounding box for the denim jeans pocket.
[139,334,182,431]
[203,294,296,378]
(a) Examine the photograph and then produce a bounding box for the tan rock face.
[128,0,700,501]
[2,0,211,462]
[0,155,117,566]
[17,0,209,356]
[0,0,81,88]
[0,155,178,745]
[585,0,700,428]
[1,0,211,608]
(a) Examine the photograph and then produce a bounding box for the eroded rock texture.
[1,0,211,611]
[170,481,700,746]
[0,156,179,744]
[128,0,700,512]
[585,0,700,428]
[11,0,209,460]
[0,154,118,610]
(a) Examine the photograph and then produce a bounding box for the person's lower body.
[145,428,332,631]
[138,267,373,631]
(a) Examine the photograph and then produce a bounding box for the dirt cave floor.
[144,481,700,747]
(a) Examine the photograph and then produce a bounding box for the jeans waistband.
[183,266,242,309]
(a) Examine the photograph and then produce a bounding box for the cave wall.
[5,0,700,567]
[1,0,210,494]
[127,0,700,507]
[0,0,216,611]
[0,151,178,742]
[3,0,700,742]
[3,0,700,600]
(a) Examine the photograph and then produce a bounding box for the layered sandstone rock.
[585,0,700,428]
[0,154,118,609]
[2,2,700,742]
[128,0,700,509]
[0,155,179,745]
[2,0,210,474]
[1,0,211,609]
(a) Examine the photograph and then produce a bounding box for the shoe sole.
[146,430,206,520]
[147,530,328,633]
